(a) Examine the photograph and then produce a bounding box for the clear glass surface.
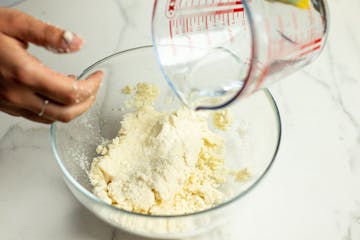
[51,46,282,239]
[152,0,329,110]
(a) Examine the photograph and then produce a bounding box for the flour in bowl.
[89,82,247,215]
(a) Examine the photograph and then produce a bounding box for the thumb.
[0,8,83,53]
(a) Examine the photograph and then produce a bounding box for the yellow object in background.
[267,0,310,9]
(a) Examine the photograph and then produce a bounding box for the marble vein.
[344,25,360,62]
[326,43,360,129]
[335,201,360,240]
[0,125,49,152]
[328,47,360,174]
[1,0,360,239]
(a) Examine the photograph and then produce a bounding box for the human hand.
[0,7,103,124]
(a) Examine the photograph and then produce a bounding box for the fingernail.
[63,31,74,44]
[62,31,84,52]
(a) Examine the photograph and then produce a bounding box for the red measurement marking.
[190,16,193,31]
[301,38,322,49]
[215,8,244,15]
[169,20,173,38]
[255,67,269,90]
[300,45,321,57]
[286,38,322,59]
[175,0,244,18]
[167,0,177,18]
[228,25,234,43]
[178,1,242,10]
[181,18,185,33]
[196,16,200,31]
[217,1,242,7]
[241,10,246,27]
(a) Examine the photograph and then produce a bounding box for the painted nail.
[61,31,84,52]
[63,31,74,44]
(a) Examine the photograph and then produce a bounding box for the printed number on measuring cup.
[166,0,177,18]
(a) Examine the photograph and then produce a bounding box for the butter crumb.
[213,109,232,131]
[230,168,251,182]
[133,83,160,108]
[121,86,133,95]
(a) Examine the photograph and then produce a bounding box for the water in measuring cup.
[152,0,328,110]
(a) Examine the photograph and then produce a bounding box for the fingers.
[11,87,97,123]
[0,31,103,106]
[0,103,54,124]
[0,85,97,123]
[1,68,100,123]
[0,8,100,124]
[39,93,97,123]
[0,8,83,53]
[29,68,103,105]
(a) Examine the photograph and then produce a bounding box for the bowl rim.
[50,45,282,219]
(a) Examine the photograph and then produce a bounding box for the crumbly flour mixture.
[89,83,233,215]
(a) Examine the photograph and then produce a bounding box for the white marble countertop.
[0,0,359,239]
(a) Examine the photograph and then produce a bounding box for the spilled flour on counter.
[89,82,248,215]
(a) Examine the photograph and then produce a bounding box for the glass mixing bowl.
[50,46,281,239]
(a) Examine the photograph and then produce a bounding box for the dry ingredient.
[213,109,232,131]
[89,82,249,215]
[230,168,251,182]
[121,85,133,95]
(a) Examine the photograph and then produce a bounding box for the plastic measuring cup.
[152,0,329,110]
